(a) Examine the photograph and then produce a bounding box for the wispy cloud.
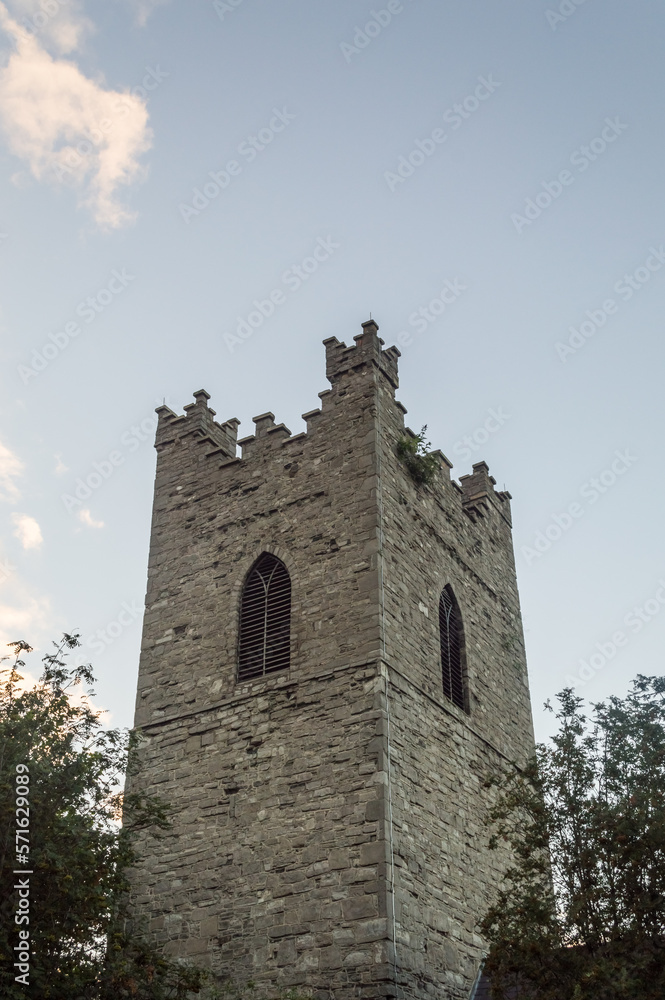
[0,439,23,501]
[78,508,104,529]
[0,586,52,650]
[4,0,92,55]
[54,454,68,476]
[12,512,43,550]
[0,551,99,710]
[0,2,152,228]
[125,0,170,28]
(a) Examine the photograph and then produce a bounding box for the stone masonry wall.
[131,666,392,994]
[128,320,535,999]
[130,329,396,998]
[372,345,535,997]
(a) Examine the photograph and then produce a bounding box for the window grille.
[238,553,291,680]
[439,585,467,711]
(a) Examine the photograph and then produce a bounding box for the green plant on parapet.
[396,425,439,487]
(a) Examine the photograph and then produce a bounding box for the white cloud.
[0,574,104,713]
[0,3,152,229]
[54,453,68,476]
[0,439,23,501]
[78,508,104,529]
[0,586,51,650]
[12,512,43,549]
[0,563,109,721]
[4,0,91,55]
[124,0,170,28]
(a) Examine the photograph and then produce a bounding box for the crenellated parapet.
[323,318,400,389]
[459,460,513,526]
[238,412,295,459]
[155,389,238,459]
[150,320,513,533]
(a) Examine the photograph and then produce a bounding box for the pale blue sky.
[2,0,664,739]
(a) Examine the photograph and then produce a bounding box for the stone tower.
[129,320,535,999]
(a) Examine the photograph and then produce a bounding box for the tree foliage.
[0,635,313,999]
[482,676,665,1000]
[0,634,207,999]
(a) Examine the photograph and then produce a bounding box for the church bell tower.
[129,319,535,999]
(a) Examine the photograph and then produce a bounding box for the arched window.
[238,553,291,680]
[439,585,467,712]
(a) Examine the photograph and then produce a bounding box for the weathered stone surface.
[127,320,534,998]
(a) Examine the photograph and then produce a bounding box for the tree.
[481,676,665,1000]
[0,635,313,999]
[0,634,207,999]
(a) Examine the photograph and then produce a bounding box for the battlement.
[237,412,296,458]
[150,320,512,530]
[155,389,239,459]
[323,318,400,389]
[459,460,513,526]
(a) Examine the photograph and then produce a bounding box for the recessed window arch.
[238,553,291,680]
[439,585,468,712]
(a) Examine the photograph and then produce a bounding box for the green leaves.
[0,635,207,1000]
[0,636,313,999]
[396,425,439,487]
[482,677,665,1000]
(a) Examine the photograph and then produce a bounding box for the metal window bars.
[238,554,291,680]
[439,585,467,711]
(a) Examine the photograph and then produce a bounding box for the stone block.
[342,896,378,921]
[319,945,344,970]
[354,917,388,943]
[360,840,389,865]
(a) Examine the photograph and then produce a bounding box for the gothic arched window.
[439,585,467,712]
[238,553,291,680]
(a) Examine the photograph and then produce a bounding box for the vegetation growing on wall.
[396,425,439,487]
